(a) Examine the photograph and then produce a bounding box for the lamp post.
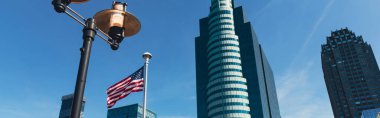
[51,1,141,118]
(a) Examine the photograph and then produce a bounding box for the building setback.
[321,28,380,118]
[59,94,85,118]
[195,0,281,117]
[107,104,156,118]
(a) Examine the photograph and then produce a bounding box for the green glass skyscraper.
[107,104,156,118]
[195,0,281,117]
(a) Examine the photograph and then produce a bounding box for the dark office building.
[107,104,156,118]
[195,0,281,117]
[321,28,380,118]
[59,94,86,118]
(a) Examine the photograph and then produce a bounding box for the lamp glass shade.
[109,12,124,28]
[93,10,141,37]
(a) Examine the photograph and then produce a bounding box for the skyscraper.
[59,94,86,118]
[107,104,156,118]
[321,28,380,118]
[195,0,281,117]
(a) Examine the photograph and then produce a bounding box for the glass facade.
[196,0,281,118]
[206,0,250,117]
[59,94,85,118]
[321,28,380,118]
[107,104,156,118]
[361,108,380,118]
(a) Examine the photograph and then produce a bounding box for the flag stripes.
[106,66,144,108]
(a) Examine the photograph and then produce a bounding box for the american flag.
[107,66,144,108]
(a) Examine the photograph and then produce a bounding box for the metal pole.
[71,18,96,118]
[142,52,152,118]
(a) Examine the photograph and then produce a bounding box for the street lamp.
[51,1,141,118]
[94,1,141,50]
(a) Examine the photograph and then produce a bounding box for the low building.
[361,108,380,118]
[107,104,156,118]
[59,94,86,118]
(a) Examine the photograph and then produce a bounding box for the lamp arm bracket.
[63,7,113,45]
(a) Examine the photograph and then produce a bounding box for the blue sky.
[0,0,379,118]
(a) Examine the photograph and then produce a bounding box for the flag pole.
[142,52,152,118]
